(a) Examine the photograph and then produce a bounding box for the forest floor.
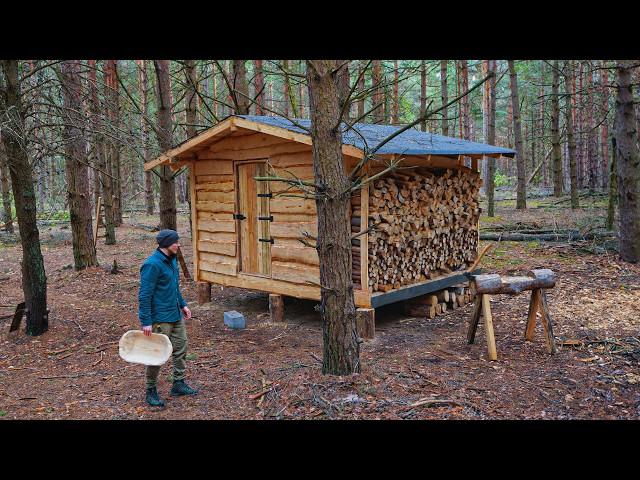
[1,196,639,420]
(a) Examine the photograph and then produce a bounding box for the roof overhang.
[144,116,366,171]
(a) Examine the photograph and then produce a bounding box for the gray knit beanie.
[156,229,179,248]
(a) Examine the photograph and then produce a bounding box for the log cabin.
[145,115,515,326]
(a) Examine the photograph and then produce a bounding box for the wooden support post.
[93,196,102,247]
[176,246,191,280]
[481,294,497,360]
[356,307,375,340]
[467,295,482,343]
[9,302,26,333]
[269,294,284,323]
[525,288,541,341]
[539,290,558,354]
[197,281,211,304]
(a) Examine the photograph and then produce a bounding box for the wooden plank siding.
[194,158,238,278]
[191,147,372,306]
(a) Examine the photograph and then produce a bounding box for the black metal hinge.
[258,215,273,221]
[257,193,272,198]
[259,238,274,244]
[233,213,246,220]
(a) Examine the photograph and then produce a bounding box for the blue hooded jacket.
[138,248,187,327]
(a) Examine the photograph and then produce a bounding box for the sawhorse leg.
[467,294,497,361]
[524,288,557,354]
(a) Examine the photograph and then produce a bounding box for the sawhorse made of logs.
[467,269,558,361]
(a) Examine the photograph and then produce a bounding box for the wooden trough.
[145,115,515,336]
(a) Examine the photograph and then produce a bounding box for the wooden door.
[236,161,271,276]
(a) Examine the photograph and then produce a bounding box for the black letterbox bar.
[259,238,274,244]
[258,215,274,221]
[257,193,272,198]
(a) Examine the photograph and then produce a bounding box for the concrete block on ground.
[223,310,245,329]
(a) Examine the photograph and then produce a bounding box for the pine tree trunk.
[460,60,471,140]
[551,60,563,196]
[440,60,449,136]
[0,138,14,233]
[254,60,264,115]
[420,60,427,132]
[306,60,360,375]
[358,60,366,121]
[232,60,250,115]
[372,60,383,124]
[137,59,154,215]
[184,59,198,238]
[61,60,98,270]
[154,60,177,231]
[613,60,640,263]
[107,60,123,226]
[98,60,117,243]
[606,136,617,230]
[0,59,48,335]
[486,60,497,217]
[564,60,580,209]
[586,62,598,189]
[575,62,583,188]
[600,61,610,190]
[509,60,527,209]
[392,60,399,124]
[337,61,351,122]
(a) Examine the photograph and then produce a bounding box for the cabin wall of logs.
[189,131,481,308]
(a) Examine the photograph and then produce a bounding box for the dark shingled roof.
[238,115,515,158]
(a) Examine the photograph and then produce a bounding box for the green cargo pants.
[146,320,188,388]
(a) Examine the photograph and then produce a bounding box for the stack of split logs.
[351,167,482,292]
[403,285,476,319]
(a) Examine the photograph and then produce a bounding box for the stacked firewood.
[403,285,475,319]
[351,167,482,292]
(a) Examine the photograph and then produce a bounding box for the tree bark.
[0,137,14,233]
[358,60,366,121]
[485,60,497,217]
[420,60,427,132]
[606,136,617,230]
[600,61,610,190]
[253,60,264,115]
[613,60,640,262]
[136,59,154,215]
[154,60,177,231]
[392,60,399,124]
[184,59,198,238]
[61,60,98,270]
[306,59,360,375]
[371,60,384,124]
[0,59,48,335]
[564,60,580,208]
[95,60,117,243]
[440,60,449,136]
[105,60,123,226]
[551,60,563,197]
[508,60,527,209]
[282,60,298,118]
[336,61,351,122]
[232,60,250,115]
[586,62,598,189]
[460,60,471,140]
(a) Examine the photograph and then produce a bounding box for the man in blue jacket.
[139,229,197,407]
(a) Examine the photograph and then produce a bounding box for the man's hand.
[182,306,192,320]
[143,325,152,337]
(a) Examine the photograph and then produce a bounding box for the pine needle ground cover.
[0,210,638,420]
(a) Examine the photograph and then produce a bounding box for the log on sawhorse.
[467,269,558,361]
